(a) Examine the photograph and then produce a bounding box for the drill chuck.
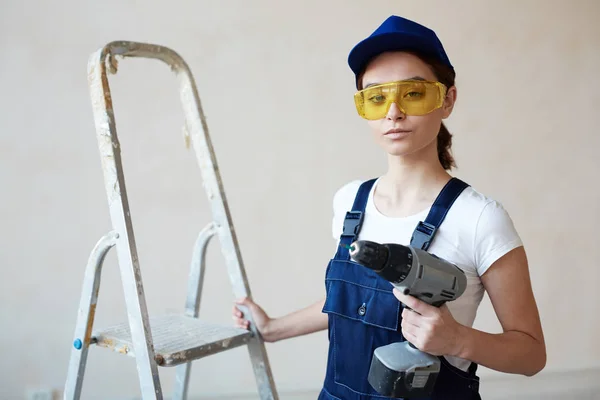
[349,240,413,287]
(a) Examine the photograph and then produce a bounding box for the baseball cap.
[348,15,454,87]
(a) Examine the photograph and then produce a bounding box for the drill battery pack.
[368,342,441,398]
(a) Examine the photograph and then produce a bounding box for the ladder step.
[92,314,252,367]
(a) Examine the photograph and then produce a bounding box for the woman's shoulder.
[332,179,365,213]
[454,184,502,214]
[331,177,386,216]
[452,183,515,227]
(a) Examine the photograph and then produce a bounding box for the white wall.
[1,0,599,399]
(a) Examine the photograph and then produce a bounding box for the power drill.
[348,240,467,399]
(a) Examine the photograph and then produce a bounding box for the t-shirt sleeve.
[473,200,524,276]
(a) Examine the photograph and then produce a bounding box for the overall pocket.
[323,266,404,397]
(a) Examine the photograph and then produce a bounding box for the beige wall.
[1,0,599,399]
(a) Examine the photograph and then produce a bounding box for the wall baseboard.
[187,368,600,400]
[475,367,600,400]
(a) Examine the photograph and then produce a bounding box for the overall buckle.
[341,211,364,238]
[410,221,437,250]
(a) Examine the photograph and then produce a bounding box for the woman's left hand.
[393,288,465,357]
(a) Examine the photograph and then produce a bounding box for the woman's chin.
[378,140,413,157]
[376,134,437,158]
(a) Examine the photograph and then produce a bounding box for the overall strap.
[409,177,479,381]
[335,179,377,260]
[410,177,470,251]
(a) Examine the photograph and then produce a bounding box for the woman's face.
[359,51,456,158]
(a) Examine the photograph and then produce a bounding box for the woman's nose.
[386,102,405,120]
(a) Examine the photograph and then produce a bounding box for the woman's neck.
[374,150,452,217]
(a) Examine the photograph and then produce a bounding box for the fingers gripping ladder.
[64,41,279,400]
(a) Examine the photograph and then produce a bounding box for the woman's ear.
[442,85,457,119]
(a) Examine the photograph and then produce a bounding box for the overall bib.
[318,178,482,400]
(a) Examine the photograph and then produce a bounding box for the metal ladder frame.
[63,41,279,400]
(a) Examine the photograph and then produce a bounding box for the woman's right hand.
[232,297,275,342]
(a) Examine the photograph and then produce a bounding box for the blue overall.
[318,178,482,400]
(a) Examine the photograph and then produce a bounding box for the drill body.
[348,240,467,399]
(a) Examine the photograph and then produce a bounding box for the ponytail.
[437,122,456,170]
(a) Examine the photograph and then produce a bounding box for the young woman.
[232,15,546,399]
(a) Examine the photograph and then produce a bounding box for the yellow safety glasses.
[354,79,448,120]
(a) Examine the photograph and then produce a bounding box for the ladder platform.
[92,314,252,367]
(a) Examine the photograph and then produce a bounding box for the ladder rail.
[87,42,169,399]
[64,231,118,399]
[171,43,280,399]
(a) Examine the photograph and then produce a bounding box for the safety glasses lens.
[354,81,446,120]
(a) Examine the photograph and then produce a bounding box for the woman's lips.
[384,129,412,139]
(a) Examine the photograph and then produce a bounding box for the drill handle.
[401,302,445,350]
[401,305,419,350]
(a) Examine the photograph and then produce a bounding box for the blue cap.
[348,15,454,86]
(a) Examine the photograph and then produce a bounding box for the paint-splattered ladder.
[63,41,279,400]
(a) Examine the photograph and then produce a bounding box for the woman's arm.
[458,246,546,375]
[266,297,329,342]
[396,246,546,376]
[233,297,328,343]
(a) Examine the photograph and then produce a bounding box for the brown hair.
[357,52,457,170]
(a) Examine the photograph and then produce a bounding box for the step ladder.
[63,41,279,400]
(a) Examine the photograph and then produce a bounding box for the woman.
[233,15,546,399]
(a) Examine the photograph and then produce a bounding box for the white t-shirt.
[331,178,524,371]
